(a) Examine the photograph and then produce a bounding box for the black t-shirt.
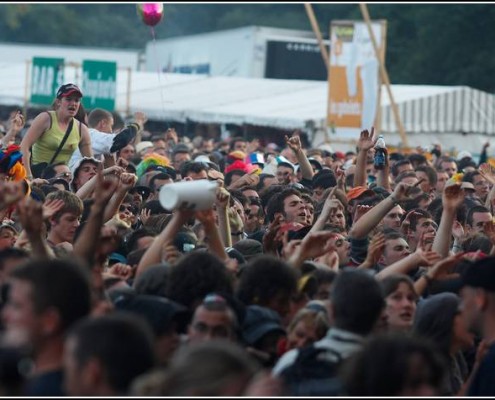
[24,369,65,396]
[467,342,495,396]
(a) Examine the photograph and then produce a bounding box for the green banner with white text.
[81,60,117,111]
[30,57,65,105]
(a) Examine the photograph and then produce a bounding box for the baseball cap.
[241,305,286,346]
[461,256,495,292]
[308,157,323,172]
[457,151,472,161]
[232,239,263,261]
[460,182,475,191]
[346,186,375,201]
[135,141,153,154]
[108,252,127,265]
[56,83,83,99]
[0,221,18,235]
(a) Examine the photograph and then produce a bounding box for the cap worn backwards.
[56,83,83,99]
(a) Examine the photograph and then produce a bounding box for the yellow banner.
[327,21,386,133]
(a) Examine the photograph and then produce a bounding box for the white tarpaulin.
[0,62,494,152]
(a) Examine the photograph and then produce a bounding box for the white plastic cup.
[159,179,218,211]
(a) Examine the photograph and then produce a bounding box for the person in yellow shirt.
[20,83,93,179]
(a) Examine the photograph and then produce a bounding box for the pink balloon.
[137,3,164,27]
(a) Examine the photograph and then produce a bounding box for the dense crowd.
[0,83,494,396]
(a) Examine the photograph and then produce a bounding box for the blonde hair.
[287,307,330,340]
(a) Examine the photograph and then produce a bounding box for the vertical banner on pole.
[81,60,117,111]
[327,20,386,139]
[30,57,65,105]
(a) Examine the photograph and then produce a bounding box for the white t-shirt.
[69,128,115,171]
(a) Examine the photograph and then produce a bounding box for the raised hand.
[296,231,338,261]
[353,204,372,223]
[425,253,463,281]
[417,230,436,252]
[227,206,244,233]
[414,247,442,267]
[208,169,225,186]
[95,171,119,206]
[280,233,302,261]
[362,232,385,267]
[263,214,284,254]
[401,210,422,235]
[120,172,137,191]
[393,182,417,202]
[116,157,129,169]
[103,165,125,177]
[215,187,230,209]
[42,198,64,221]
[357,127,376,152]
[133,111,148,129]
[314,250,340,271]
[452,220,465,241]
[443,183,465,212]
[165,127,178,145]
[106,263,133,280]
[335,168,346,189]
[195,209,216,226]
[17,198,44,236]
[229,173,259,190]
[479,163,495,186]
[140,208,151,225]
[8,110,25,133]
[285,134,302,154]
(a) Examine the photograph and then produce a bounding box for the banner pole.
[304,3,331,144]
[304,3,330,73]
[359,3,409,147]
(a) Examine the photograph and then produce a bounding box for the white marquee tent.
[0,62,494,153]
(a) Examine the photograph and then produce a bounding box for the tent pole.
[304,3,330,72]
[23,60,30,118]
[304,3,331,145]
[359,3,409,147]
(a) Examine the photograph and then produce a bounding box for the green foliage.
[0,3,494,91]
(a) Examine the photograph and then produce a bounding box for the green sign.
[82,60,117,111]
[30,57,65,105]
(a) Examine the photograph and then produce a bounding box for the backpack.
[279,344,344,396]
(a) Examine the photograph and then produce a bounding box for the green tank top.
[31,111,80,165]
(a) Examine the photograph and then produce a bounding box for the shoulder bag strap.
[48,118,74,165]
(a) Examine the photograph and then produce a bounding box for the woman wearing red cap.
[20,83,93,179]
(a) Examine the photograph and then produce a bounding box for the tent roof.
[0,62,493,137]
[123,72,327,129]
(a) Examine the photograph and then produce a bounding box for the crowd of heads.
[0,96,494,396]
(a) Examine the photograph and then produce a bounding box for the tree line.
[1,3,494,92]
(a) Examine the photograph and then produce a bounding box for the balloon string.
[151,26,170,129]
